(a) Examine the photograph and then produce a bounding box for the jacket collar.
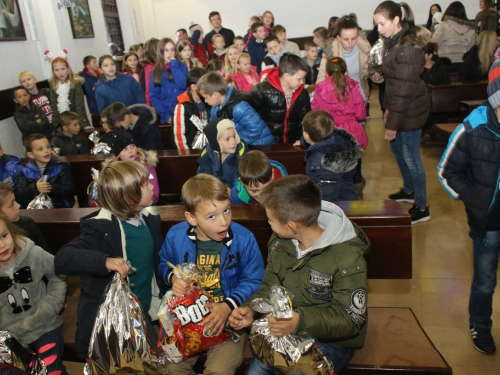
[186,224,234,249]
[266,67,305,102]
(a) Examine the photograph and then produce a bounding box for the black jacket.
[15,216,52,254]
[421,56,452,84]
[458,45,489,82]
[13,103,52,141]
[172,90,208,150]
[50,127,90,156]
[54,208,166,360]
[128,104,164,150]
[251,67,311,144]
[438,104,500,240]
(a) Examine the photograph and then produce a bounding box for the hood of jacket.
[266,67,305,101]
[476,7,499,21]
[385,23,429,50]
[136,149,158,168]
[318,128,362,173]
[464,103,500,135]
[443,16,476,34]
[220,86,253,109]
[94,72,127,90]
[128,103,157,125]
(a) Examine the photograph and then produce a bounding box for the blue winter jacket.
[149,60,188,123]
[210,87,274,146]
[247,38,267,74]
[0,154,22,188]
[197,142,247,188]
[94,73,146,113]
[158,221,264,310]
[81,69,99,114]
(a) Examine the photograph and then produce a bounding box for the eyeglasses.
[211,17,221,22]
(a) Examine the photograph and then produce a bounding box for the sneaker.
[411,206,430,224]
[408,205,417,215]
[388,189,415,203]
[470,326,496,354]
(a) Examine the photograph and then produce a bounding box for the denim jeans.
[246,342,355,375]
[389,129,427,209]
[469,230,500,329]
[28,326,68,375]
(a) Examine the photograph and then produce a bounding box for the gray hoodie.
[0,238,66,344]
[431,16,476,63]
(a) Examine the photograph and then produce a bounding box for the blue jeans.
[389,129,427,209]
[28,326,67,375]
[469,230,500,329]
[246,342,355,375]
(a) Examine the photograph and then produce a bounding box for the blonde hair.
[113,147,158,168]
[49,58,84,90]
[181,174,229,214]
[224,45,240,75]
[18,71,35,83]
[98,160,150,221]
[0,213,26,252]
[477,30,496,75]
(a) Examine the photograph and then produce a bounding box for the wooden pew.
[460,99,485,114]
[427,81,487,115]
[55,144,308,202]
[22,200,412,280]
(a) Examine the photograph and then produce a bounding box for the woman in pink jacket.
[312,57,367,149]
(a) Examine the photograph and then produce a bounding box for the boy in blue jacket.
[247,21,267,74]
[0,142,22,188]
[197,72,274,145]
[159,173,264,374]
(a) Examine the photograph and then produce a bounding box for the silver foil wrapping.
[27,176,53,210]
[368,38,385,80]
[51,147,60,155]
[89,131,111,155]
[0,330,47,374]
[83,273,166,374]
[87,168,100,207]
[190,114,208,149]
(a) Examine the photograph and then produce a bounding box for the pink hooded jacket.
[311,77,368,149]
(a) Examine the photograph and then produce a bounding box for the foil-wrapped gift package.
[190,114,208,149]
[87,168,100,207]
[89,131,111,155]
[157,263,236,363]
[249,286,335,375]
[83,273,165,375]
[367,38,385,80]
[0,330,46,375]
[27,176,53,210]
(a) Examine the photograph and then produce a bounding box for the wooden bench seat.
[427,81,487,115]
[22,200,412,279]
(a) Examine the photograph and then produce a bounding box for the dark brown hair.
[238,151,273,187]
[303,110,335,143]
[153,38,178,86]
[326,57,350,103]
[374,1,415,27]
[197,72,228,95]
[60,111,79,128]
[23,133,48,152]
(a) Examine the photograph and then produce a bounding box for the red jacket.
[229,67,260,92]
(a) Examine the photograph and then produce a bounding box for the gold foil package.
[89,131,111,155]
[0,329,47,374]
[27,176,53,210]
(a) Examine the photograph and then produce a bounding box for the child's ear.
[13,98,18,104]
[345,70,349,77]
[26,151,34,160]
[287,221,298,235]
[184,211,197,227]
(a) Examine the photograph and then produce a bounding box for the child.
[421,42,451,84]
[243,16,262,51]
[272,25,301,56]
[129,44,144,60]
[225,77,238,89]
[101,102,164,151]
[172,67,209,150]
[233,36,246,52]
[13,86,51,141]
[261,35,289,73]
[197,72,274,145]
[108,131,160,206]
[80,55,100,114]
[19,71,53,124]
[177,41,203,70]
[302,110,361,201]
[312,57,367,149]
[206,59,224,75]
[251,54,311,144]
[313,26,327,62]
[49,56,91,129]
[230,150,288,204]
[158,173,264,374]
[122,51,142,83]
[0,215,67,374]
[228,52,260,92]
[197,119,246,188]
[0,182,51,253]
[189,24,214,67]
[229,175,369,374]
[303,41,320,84]
[50,111,90,156]
[15,134,75,208]
[247,21,267,74]
[149,38,188,124]
[224,45,240,76]
[140,37,159,106]
[0,142,22,188]
[94,54,146,113]
[54,159,166,361]
[261,10,275,34]
[212,33,227,62]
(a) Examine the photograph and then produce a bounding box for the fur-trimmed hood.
[128,103,157,125]
[476,7,499,21]
[321,128,362,173]
[385,23,430,50]
[140,149,158,168]
[442,16,476,31]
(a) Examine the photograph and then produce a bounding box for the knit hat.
[204,118,240,154]
[189,23,203,36]
[109,129,135,155]
[487,48,500,109]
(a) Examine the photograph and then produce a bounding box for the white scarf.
[56,81,71,114]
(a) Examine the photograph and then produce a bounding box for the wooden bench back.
[427,81,487,113]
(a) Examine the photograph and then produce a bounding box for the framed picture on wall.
[0,0,27,41]
[68,0,95,39]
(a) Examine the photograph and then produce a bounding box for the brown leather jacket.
[382,24,430,132]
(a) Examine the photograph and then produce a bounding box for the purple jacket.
[312,77,368,149]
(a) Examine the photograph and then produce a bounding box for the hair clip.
[334,69,339,71]
[332,58,339,62]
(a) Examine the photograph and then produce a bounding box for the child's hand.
[105,258,130,279]
[36,179,51,193]
[293,140,301,147]
[171,274,194,296]
[228,307,254,330]
[36,119,42,124]
[202,302,231,336]
[268,311,300,337]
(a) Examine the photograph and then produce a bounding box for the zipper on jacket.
[483,126,500,244]
[318,180,336,185]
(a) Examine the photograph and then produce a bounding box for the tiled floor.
[64,89,499,374]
